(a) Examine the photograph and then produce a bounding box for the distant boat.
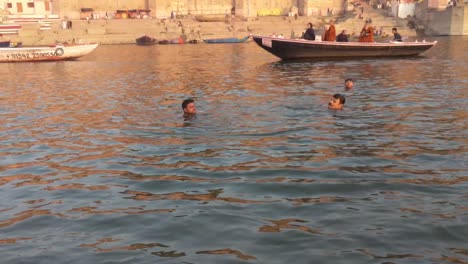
[0,43,98,62]
[0,41,23,48]
[0,40,10,47]
[252,35,437,60]
[203,36,250,44]
[136,35,157,45]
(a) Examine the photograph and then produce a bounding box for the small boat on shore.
[203,35,250,44]
[0,40,10,47]
[252,35,437,60]
[0,43,98,62]
[136,35,157,45]
[0,40,23,48]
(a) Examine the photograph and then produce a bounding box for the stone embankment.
[8,3,416,46]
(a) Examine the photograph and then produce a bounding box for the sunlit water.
[0,37,467,264]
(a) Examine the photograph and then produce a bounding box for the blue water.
[0,36,467,264]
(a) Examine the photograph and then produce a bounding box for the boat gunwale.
[252,35,437,47]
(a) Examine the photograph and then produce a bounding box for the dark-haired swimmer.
[328,94,346,110]
[182,98,196,117]
[344,78,354,90]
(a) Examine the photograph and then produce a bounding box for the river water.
[0,36,467,264]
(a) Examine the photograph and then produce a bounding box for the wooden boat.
[203,36,250,44]
[0,40,10,47]
[136,35,157,45]
[0,43,98,62]
[252,35,437,60]
[0,40,22,48]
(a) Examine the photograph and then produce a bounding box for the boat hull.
[253,35,436,60]
[0,43,98,62]
[136,36,157,45]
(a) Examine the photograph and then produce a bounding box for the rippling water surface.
[0,36,467,264]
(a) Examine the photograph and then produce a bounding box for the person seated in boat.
[336,30,349,42]
[303,23,316,41]
[328,94,346,110]
[392,27,403,42]
[182,98,197,118]
[359,21,374,42]
[344,78,354,90]
[323,20,336,41]
[277,34,285,39]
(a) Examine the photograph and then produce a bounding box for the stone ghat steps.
[8,11,417,46]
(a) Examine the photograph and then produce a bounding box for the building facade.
[1,0,53,16]
[1,0,346,19]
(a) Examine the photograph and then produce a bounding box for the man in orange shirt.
[323,20,337,41]
[359,21,374,42]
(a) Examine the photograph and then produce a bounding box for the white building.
[1,0,54,17]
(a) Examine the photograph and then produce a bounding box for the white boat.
[0,43,99,62]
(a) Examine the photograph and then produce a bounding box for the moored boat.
[203,35,250,44]
[0,40,10,47]
[252,35,437,60]
[0,43,99,62]
[136,35,157,45]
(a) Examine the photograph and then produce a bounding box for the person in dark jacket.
[303,23,316,40]
[392,27,402,42]
[336,30,349,42]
